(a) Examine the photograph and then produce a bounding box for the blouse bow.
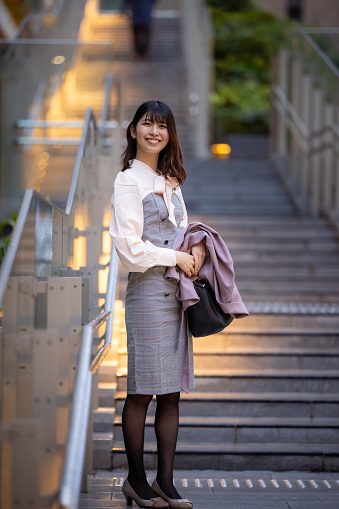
[153,175,177,226]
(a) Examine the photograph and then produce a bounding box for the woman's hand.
[175,251,195,277]
[188,241,206,276]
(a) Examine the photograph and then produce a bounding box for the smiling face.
[131,113,170,161]
[122,101,185,182]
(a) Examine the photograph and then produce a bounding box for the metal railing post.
[334,149,339,214]
[323,103,335,212]
[300,74,313,201]
[276,49,289,157]
[310,87,324,215]
[290,58,302,186]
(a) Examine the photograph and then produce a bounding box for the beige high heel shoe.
[151,479,193,509]
[122,479,169,508]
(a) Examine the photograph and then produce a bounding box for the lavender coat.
[165,222,249,318]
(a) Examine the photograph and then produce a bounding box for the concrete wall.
[303,0,339,27]
[252,0,339,26]
[180,0,213,158]
[252,0,286,18]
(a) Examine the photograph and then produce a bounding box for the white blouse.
[109,159,188,273]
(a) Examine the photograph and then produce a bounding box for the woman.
[110,100,205,509]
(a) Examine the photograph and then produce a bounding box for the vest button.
[164,240,169,245]
[164,292,170,297]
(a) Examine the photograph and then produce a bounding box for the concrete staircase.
[36,6,192,203]
[16,2,197,465]
[105,157,339,471]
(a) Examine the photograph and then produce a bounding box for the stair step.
[115,391,339,418]
[188,214,329,226]
[226,240,339,251]
[191,226,335,237]
[118,348,339,370]
[93,431,114,469]
[236,270,339,279]
[113,416,339,444]
[225,314,339,329]
[98,359,118,383]
[112,440,339,471]
[116,368,339,393]
[233,253,339,262]
[194,329,339,348]
[186,206,296,216]
[197,368,339,393]
[98,382,117,407]
[93,407,115,432]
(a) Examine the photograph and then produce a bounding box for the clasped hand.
[175,241,206,277]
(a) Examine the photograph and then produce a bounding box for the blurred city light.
[41,152,50,161]
[211,143,231,159]
[51,55,65,64]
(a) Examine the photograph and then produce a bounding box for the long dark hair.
[121,100,186,185]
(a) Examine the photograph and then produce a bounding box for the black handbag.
[186,279,233,337]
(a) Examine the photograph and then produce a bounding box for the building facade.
[252,0,339,27]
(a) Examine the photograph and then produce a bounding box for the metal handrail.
[0,189,65,307]
[59,243,119,509]
[90,244,119,373]
[65,107,96,215]
[0,189,33,307]
[16,120,120,128]
[100,72,114,139]
[273,99,339,160]
[293,22,339,80]
[273,84,339,155]
[0,38,114,46]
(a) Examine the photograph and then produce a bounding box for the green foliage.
[0,213,17,266]
[312,33,339,70]
[213,10,288,82]
[210,80,270,133]
[209,4,289,134]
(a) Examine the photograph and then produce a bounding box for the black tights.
[122,392,181,499]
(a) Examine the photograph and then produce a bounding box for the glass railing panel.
[289,24,339,104]
[1,41,120,205]
[4,193,67,280]
[10,194,37,277]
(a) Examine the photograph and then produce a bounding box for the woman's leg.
[155,392,182,498]
[122,393,155,499]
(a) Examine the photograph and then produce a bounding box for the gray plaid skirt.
[125,266,195,395]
